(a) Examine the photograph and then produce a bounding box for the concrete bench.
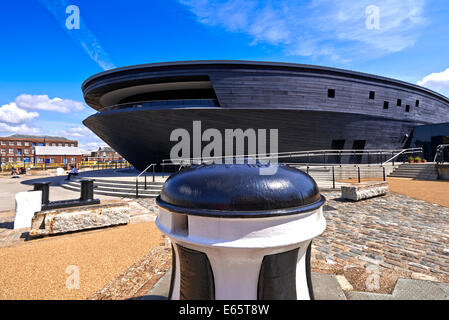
[341,181,388,201]
[29,202,130,237]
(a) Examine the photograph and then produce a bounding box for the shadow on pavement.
[132,295,167,300]
[20,175,64,187]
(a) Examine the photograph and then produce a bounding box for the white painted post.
[14,191,42,229]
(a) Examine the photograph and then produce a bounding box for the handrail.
[434,144,449,163]
[381,148,422,166]
[135,163,156,198]
[162,148,424,165]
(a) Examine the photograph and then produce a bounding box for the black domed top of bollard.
[156,162,325,218]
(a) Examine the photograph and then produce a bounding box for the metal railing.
[135,163,156,198]
[434,144,449,164]
[133,147,423,196]
[161,148,423,166]
[382,148,423,166]
[288,164,388,189]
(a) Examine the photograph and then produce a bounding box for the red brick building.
[34,146,84,166]
[85,146,124,162]
[0,134,78,164]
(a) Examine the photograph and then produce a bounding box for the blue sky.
[1,0,449,150]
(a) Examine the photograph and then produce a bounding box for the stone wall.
[30,202,129,237]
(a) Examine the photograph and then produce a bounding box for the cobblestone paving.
[314,191,449,276]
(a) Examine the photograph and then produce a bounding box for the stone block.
[14,191,42,229]
[30,202,129,237]
[341,182,388,201]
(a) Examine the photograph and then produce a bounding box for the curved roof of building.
[82,60,449,110]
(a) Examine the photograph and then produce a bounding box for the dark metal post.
[383,166,386,181]
[32,182,51,205]
[152,165,155,183]
[136,179,139,198]
[80,179,95,201]
[357,166,361,183]
[332,166,335,189]
[145,173,147,190]
[306,166,309,175]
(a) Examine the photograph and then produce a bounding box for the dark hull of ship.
[83,107,420,171]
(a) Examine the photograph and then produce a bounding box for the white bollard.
[156,162,326,300]
[14,191,42,229]
[56,168,65,176]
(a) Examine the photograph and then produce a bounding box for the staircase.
[60,178,164,198]
[388,163,439,180]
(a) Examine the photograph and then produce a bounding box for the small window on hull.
[328,89,335,98]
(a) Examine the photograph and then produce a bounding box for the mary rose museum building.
[82,61,449,170]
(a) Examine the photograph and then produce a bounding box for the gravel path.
[0,222,165,300]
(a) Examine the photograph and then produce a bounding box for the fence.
[0,160,131,173]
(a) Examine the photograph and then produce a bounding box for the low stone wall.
[341,181,388,201]
[437,164,449,180]
[30,202,130,237]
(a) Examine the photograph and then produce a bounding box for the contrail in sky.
[38,0,116,70]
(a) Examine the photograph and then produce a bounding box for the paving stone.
[345,291,397,300]
[392,279,449,300]
[311,273,346,300]
[316,191,449,277]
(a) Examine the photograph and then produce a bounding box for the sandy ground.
[338,177,449,208]
[387,178,449,208]
[0,222,164,300]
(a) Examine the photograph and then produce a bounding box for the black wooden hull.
[84,107,419,171]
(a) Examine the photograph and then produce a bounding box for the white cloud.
[15,94,84,113]
[57,126,93,138]
[179,0,426,61]
[79,141,107,152]
[0,102,39,124]
[54,126,107,151]
[0,123,40,135]
[417,67,449,96]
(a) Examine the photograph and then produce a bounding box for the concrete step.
[61,183,157,198]
[66,180,162,192]
[388,163,438,180]
[60,180,161,198]
[76,178,165,186]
